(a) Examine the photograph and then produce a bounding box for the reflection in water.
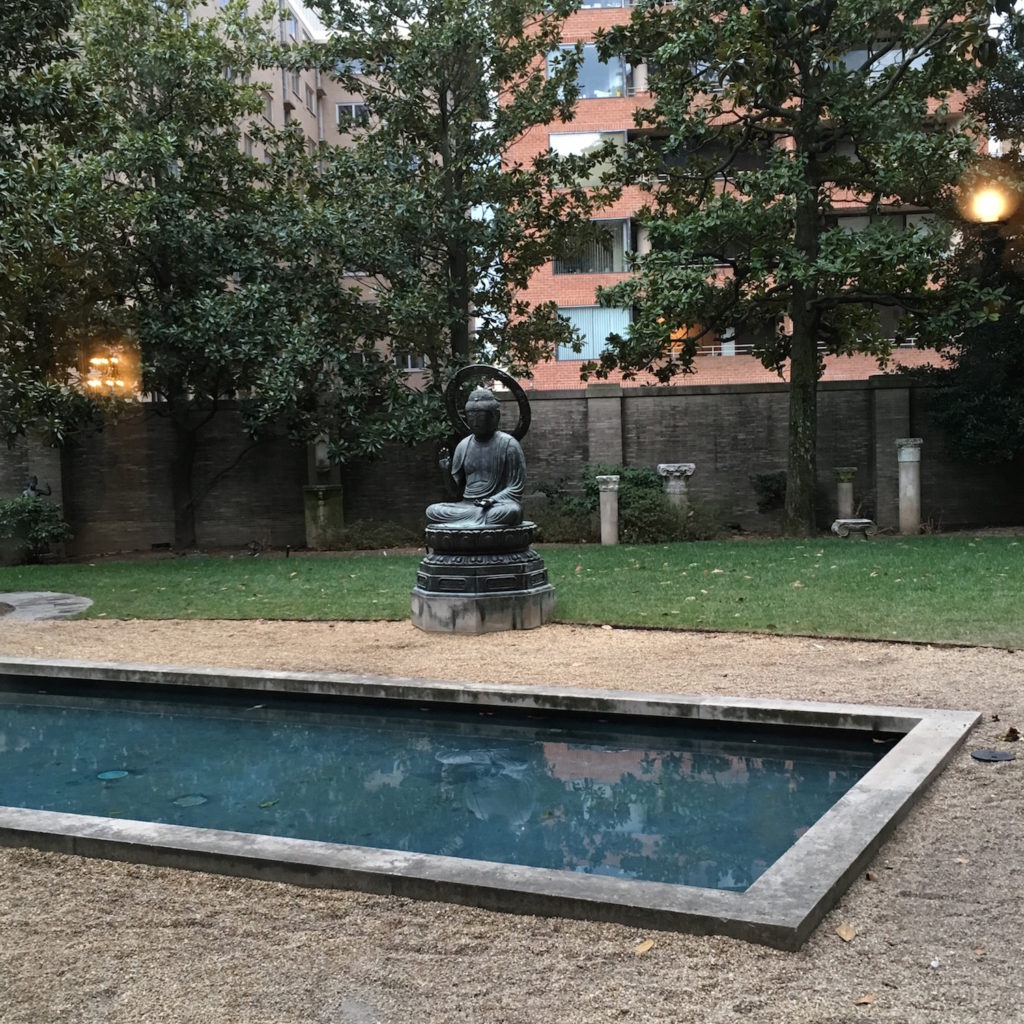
[0,685,886,892]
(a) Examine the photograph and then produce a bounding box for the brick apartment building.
[505,4,942,391]
[194,1,941,393]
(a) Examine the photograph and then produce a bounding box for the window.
[831,212,937,234]
[305,84,315,113]
[337,102,369,127]
[393,351,427,371]
[281,5,297,40]
[554,220,632,274]
[243,134,254,158]
[840,41,929,78]
[548,131,626,187]
[639,133,771,181]
[291,70,301,95]
[549,44,633,99]
[556,306,631,360]
[262,93,273,123]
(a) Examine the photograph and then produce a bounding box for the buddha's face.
[465,400,500,439]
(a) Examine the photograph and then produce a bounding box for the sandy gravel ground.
[0,617,1021,1024]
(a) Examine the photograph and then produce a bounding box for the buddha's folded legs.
[425,500,522,527]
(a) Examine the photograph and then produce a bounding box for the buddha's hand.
[438,448,451,471]
[475,497,495,509]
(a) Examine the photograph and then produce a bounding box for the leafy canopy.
[308,0,611,386]
[592,0,1002,383]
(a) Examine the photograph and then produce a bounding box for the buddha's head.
[465,387,501,439]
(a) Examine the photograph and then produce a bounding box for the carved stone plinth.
[831,518,878,540]
[411,522,556,634]
[834,467,856,519]
[896,438,923,536]
[303,485,345,550]
[657,463,696,509]
[597,475,620,546]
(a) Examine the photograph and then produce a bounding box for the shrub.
[0,497,73,562]
[536,464,721,544]
[325,519,423,550]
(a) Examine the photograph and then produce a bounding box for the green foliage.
[589,0,1003,533]
[0,497,72,559]
[0,1,109,446]
[320,520,423,551]
[307,0,613,383]
[918,12,1024,463]
[538,464,720,544]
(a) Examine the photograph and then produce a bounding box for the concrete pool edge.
[0,657,980,949]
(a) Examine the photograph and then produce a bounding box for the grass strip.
[1,535,1020,648]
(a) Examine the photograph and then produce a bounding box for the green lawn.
[1,535,1021,647]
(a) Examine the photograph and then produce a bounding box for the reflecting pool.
[0,681,888,892]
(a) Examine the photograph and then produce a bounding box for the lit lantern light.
[967,185,1013,224]
[86,352,131,392]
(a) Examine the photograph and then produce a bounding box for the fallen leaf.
[258,799,278,808]
[1000,726,1020,742]
[792,580,804,588]
[865,870,878,882]
[289,571,297,578]
[854,994,876,1006]
[601,624,613,630]
[991,713,1001,722]
[633,939,654,956]
[954,856,969,865]
[973,947,986,957]
[836,923,857,942]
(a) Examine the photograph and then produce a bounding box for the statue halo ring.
[445,364,532,442]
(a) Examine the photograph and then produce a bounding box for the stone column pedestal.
[303,485,345,549]
[597,475,620,546]
[835,467,857,519]
[896,439,923,535]
[657,463,696,509]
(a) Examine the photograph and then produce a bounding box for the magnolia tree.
[592,0,1008,534]
[923,9,1024,463]
[0,0,107,447]
[307,0,613,390]
[64,0,417,548]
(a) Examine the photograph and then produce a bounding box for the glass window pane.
[556,306,631,360]
[548,131,626,187]
[554,221,628,274]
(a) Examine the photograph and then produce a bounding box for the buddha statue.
[426,387,525,529]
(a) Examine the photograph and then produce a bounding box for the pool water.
[0,681,887,892]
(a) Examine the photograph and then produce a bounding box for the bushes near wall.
[535,464,721,544]
[0,497,72,564]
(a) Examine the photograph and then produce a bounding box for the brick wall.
[59,405,307,554]
[4,378,1021,555]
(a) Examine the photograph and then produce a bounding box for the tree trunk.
[783,166,824,537]
[169,396,198,551]
[784,309,819,536]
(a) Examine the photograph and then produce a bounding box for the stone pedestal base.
[411,585,556,634]
[303,485,345,550]
[411,521,556,633]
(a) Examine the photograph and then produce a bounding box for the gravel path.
[0,618,1021,1024]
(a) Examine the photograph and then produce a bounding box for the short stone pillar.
[597,475,620,546]
[303,484,345,549]
[896,438,923,536]
[835,467,857,519]
[657,463,696,509]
